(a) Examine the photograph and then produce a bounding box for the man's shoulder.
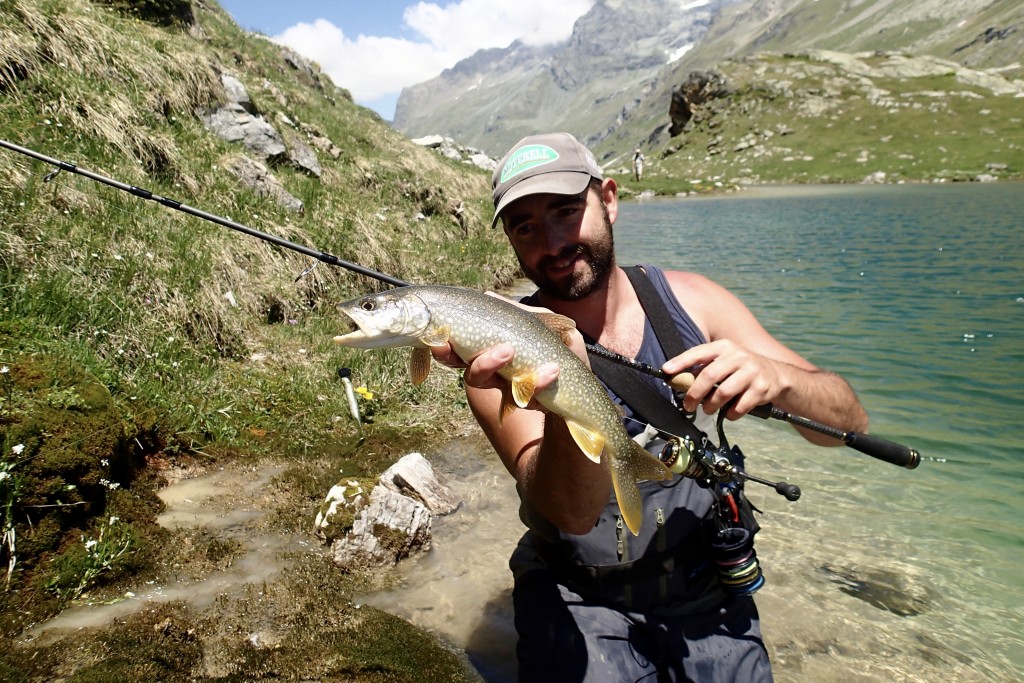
[660,268,715,293]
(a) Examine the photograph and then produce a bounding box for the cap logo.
[499,144,559,184]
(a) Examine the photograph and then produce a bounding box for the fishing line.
[2,139,921,470]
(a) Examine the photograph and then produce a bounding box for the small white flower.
[0,366,8,374]
[85,540,98,550]
[11,444,24,455]
[0,472,10,483]
[108,516,119,525]
[100,458,109,467]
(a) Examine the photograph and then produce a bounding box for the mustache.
[539,245,585,270]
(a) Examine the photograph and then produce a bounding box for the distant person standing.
[632,147,645,181]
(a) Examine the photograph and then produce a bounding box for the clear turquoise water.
[615,183,1024,680]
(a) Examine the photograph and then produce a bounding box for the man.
[435,133,868,682]
[633,147,645,181]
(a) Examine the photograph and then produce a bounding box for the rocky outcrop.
[197,64,344,210]
[200,73,288,163]
[668,70,731,136]
[410,135,497,172]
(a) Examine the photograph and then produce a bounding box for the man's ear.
[601,177,619,222]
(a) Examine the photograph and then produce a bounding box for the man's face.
[500,183,616,301]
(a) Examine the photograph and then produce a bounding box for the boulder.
[326,484,432,569]
[379,452,461,515]
[315,453,459,570]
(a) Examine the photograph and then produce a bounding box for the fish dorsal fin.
[410,347,432,385]
[510,372,538,408]
[534,312,577,347]
[498,384,517,426]
[564,418,604,464]
[418,324,451,347]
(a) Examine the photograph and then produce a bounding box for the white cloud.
[273,0,594,115]
[404,0,595,51]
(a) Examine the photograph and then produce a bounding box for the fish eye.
[359,299,376,311]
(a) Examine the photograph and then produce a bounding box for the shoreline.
[616,177,1024,202]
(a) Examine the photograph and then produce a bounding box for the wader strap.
[585,266,704,445]
[622,265,687,359]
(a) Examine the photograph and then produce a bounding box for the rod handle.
[666,372,696,392]
[843,431,921,469]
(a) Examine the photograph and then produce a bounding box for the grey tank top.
[518,265,717,580]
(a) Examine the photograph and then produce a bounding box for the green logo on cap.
[500,144,559,184]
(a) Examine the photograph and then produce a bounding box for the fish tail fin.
[608,437,672,536]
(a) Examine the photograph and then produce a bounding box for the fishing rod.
[592,354,922,471]
[2,139,920,471]
[0,139,408,287]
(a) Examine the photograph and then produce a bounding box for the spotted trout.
[332,285,671,535]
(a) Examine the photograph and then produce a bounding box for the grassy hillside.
[600,51,1024,194]
[0,1,509,679]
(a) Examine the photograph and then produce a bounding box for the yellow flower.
[355,386,374,400]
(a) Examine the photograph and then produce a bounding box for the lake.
[368,182,1024,682]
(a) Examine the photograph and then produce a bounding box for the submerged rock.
[819,563,934,617]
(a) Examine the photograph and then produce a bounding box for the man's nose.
[537,221,573,255]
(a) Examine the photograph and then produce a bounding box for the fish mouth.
[332,308,365,345]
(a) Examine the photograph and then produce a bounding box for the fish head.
[333,288,432,349]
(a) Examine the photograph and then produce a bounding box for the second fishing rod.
[1,138,920,472]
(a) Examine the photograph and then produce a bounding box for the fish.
[332,285,672,535]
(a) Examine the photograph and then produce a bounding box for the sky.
[218,1,595,120]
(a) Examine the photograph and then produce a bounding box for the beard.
[517,201,616,302]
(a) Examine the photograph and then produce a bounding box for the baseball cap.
[491,132,603,228]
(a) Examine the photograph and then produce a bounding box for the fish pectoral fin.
[498,384,517,426]
[510,373,538,408]
[534,312,578,347]
[564,419,605,464]
[418,324,451,347]
[610,439,673,536]
[410,347,433,385]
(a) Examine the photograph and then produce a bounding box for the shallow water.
[366,183,1024,682]
[20,465,300,645]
